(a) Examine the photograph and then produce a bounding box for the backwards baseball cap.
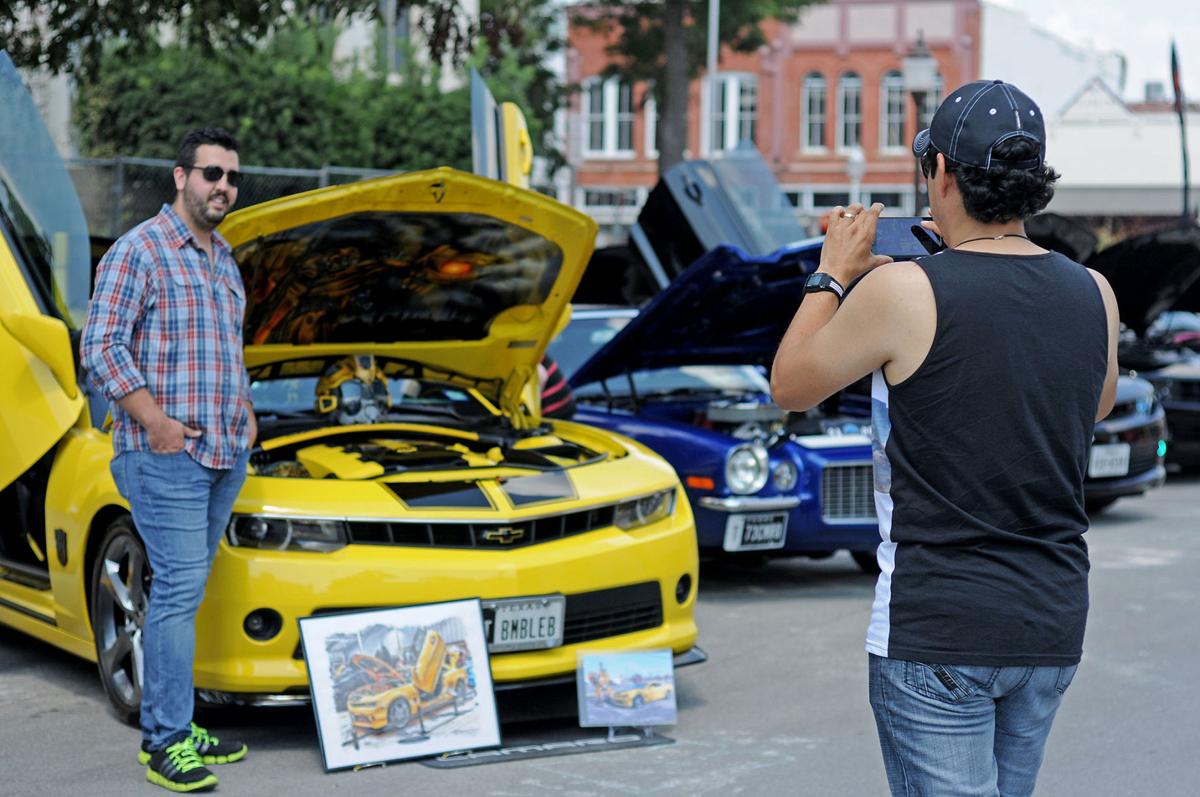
[912,79,1046,170]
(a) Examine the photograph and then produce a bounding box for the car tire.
[851,550,881,575]
[90,515,151,726]
[388,698,412,729]
[1085,497,1118,515]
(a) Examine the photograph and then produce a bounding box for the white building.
[1045,78,1198,218]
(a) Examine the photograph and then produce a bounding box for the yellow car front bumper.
[193,495,698,696]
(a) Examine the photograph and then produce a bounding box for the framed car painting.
[576,649,678,728]
[298,598,501,771]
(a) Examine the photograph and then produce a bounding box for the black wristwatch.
[803,271,846,303]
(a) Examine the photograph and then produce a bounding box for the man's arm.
[1089,268,1120,421]
[771,203,898,411]
[80,241,199,452]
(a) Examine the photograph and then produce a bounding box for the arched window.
[802,72,827,150]
[837,72,862,150]
[880,70,906,151]
[582,76,634,158]
[711,73,758,152]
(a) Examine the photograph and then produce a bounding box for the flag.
[1171,40,1185,117]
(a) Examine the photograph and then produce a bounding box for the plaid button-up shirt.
[81,204,251,469]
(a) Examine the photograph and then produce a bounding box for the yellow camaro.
[608,681,674,709]
[0,54,700,723]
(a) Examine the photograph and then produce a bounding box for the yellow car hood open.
[219,168,597,420]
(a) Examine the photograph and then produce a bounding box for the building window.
[711,73,757,152]
[837,72,862,150]
[813,190,851,208]
[802,72,827,150]
[583,188,641,208]
[866,191,904,208]
[922,74,945,123]
[583,77,635,158]
[880,71,906,151]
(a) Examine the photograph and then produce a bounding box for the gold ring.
[843,213,856,219]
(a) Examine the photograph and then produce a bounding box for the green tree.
[582,0,822,173]
[73,24,473,171]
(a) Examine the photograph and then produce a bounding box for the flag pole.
[1171,41,1191,221]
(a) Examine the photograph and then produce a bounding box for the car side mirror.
[0,311,79,399]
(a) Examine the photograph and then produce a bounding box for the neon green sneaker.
[139,723,248,766]
[144,737,218,793]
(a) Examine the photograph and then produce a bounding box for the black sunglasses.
[187,165,240,187]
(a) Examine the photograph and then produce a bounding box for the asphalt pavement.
[1,476,1196,796]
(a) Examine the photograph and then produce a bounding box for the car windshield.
[549,314,770,398]
[1148,312,1200,337]
[0,52,92,326]
[707,146,807,254]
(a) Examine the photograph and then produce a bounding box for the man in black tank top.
[771,80,1120,797]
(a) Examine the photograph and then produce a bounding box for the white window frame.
[582,76,635,159]
[802,73,827,152]
[710,73,758,153]
[837,72,863,152]
[880,71,906,153]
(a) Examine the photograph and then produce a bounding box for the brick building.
[566,0,982,240]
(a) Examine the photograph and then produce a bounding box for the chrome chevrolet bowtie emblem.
[482,526,525,544]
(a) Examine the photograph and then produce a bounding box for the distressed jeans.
[111,449,248,749]
[869,653,1078,797]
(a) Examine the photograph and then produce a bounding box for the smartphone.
[873,217,944,260]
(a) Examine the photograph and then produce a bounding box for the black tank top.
[866,248,1108,666]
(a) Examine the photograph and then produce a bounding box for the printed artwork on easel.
[577,649,677,728]
[299,599,500,771]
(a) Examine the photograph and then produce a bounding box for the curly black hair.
[174,127,239,169]
[923,137,1060,224]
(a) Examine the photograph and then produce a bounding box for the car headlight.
[614,489,676,530]
[725,444,769,494]
[227,515,347,552]
[773,459,799,492]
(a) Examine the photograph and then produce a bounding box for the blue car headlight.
[614,489,677,530]
[227,515,347,552]
[726,444,769,495]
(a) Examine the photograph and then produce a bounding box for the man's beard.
[183,182,231,231]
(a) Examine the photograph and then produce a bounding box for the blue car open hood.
[569,240,822,387]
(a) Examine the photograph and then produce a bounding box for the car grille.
[294,582,663,659]
[344,505,617,549]
[821,462,876,522]
[1171,380,1200,402]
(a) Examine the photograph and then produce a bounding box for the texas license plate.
[723,513,788,552]
[482,595,565,653]
[1088,443,1131,478]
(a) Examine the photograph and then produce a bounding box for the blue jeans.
[869,654,1078,797]
[111,449,249,749]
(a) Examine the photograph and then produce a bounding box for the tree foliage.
[73,24,472,171]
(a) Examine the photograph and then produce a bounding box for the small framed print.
[576,649,677,728]
[298,599,500,771]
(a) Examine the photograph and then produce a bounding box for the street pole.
[911,91,926,214]
[706,0,720,155]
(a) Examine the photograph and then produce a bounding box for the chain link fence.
[66,156,394,239]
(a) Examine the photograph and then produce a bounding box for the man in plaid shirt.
[81,127,254,793]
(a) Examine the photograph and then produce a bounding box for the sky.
[990,0,1200,102]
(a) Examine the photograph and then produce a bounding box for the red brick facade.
[567,0,980,236]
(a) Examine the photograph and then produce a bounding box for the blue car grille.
[821,462,876,522]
